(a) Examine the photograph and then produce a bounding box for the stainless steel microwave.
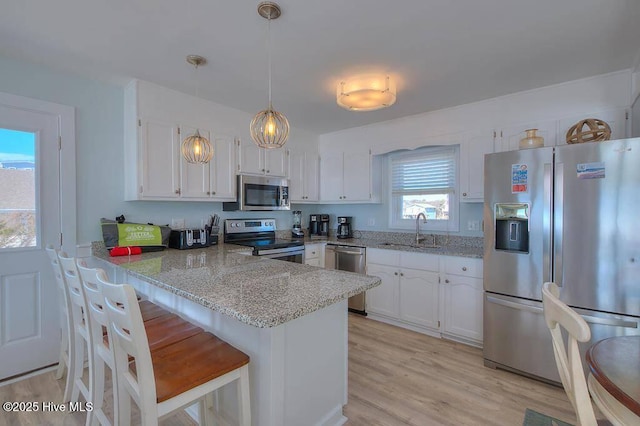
[223,175,290,211]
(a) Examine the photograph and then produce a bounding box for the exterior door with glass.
[0,103,62,380]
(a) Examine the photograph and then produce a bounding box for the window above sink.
[387,145,459,232]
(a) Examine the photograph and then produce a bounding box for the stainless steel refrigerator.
[483,138,640,383]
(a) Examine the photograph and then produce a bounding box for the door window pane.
[0,128,36,248]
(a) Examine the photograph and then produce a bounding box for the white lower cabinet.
[366,248,483,347]
[304,243,325,267]
[365,263,400,318]
[366,249,440,334]
[398,268,440,330]
[441,256,483,345]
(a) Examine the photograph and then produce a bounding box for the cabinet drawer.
[367,248,401,266]
[400,252,439,271]
[305,243,323,259]
[443,256,483,278]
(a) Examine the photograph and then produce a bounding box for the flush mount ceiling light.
[250,1,290,149]
[182,55,214,164]
[337,75,397,111]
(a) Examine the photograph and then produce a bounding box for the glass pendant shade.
[181,129,214,163]
[337,75,397,111]
[250,105,290,149]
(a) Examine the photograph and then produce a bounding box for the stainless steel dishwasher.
[325,244,367,315]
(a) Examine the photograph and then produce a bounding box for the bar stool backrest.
[45,245,74,402]
[98,275,157,422]
[542,281,597,426]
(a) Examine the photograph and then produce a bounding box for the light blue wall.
[0,54,483,243]
[293,202,484,237]
[0,54,297,244]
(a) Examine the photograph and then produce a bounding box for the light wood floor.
[344,314,585,425]
[0,314,587,425]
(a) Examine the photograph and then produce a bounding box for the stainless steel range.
[224,218,305,263]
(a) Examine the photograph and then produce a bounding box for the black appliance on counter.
[309,214,329,238]
[337,216,353,239]
[169,228,216,250]
[224,218,304,263]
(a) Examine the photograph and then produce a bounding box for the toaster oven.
[169,229,215,249]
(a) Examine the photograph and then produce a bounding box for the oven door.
[257,246,304,263]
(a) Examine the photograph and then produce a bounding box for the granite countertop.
[92,243,380,329]
[296,235,484,258]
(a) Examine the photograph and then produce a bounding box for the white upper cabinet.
[180,126,212,199]
[320,149,373,202]
[237,138,288,177]
[289,149,319,202]
[124,80,237,201]
[180,129,237,200]
[139,118,181,199]
[459,131,495,202]
[492,107,628,153]
[209,135,237,200]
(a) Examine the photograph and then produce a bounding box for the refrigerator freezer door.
[483,293,560,382]
[555,138,640,315]
[484,147,554,300]
[484,292,640,384]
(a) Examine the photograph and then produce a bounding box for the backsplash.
[276,229,483,249]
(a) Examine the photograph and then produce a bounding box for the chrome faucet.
[415,213,427,244]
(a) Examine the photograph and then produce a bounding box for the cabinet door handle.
[463,192,467,197]
[462,267,467,271]
[175,189,181,195]
[212,191,216,195]
[262,168,265,172]
[206,191,210,195]
[445,279,450,283]
[400,272,404,276]
[394,272,398,276]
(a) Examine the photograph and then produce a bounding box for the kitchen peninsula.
[91,242,380,426]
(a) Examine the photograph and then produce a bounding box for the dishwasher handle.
[328,244,366,255]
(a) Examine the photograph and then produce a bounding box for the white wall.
[0,54,318,245]
[0,52,633,242]
[317,69,632,237]
[319,70,631,154]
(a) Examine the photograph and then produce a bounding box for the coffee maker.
[309,214,329,238]
[337,216,353,239]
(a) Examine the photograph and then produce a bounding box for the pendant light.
[250,2,290,149]
[182,55,214,164]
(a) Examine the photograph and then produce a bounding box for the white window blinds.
[391,146,456,195]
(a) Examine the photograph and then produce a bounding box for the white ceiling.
[1,0,639,135]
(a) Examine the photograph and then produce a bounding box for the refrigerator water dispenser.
[495,203,529,253]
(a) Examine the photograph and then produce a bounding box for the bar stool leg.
[70,335,85,403]
[86,354,105,426]
[238,365,251,426]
